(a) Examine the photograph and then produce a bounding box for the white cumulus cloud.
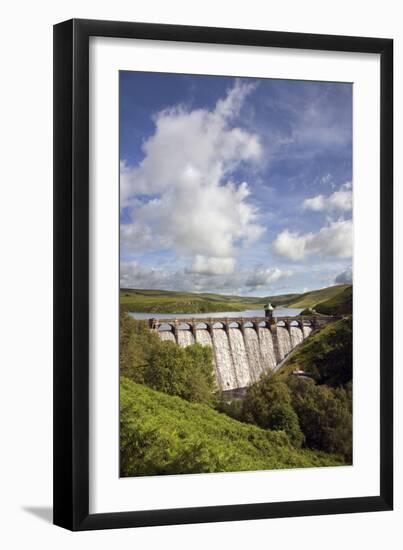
[120,259,295,294]
[120,80,264,271]
[303,182,352,212]
[120,261,174,289]
[272,219,353,261]
[188,255,236,276]
[246,266,293,290]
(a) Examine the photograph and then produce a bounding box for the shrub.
[286,376,352,461]
[120,313,216,405]
[145,341,216,405]
[242,376,304,448]
[216,395,244,421]
[120,312,160,383]
[120,377,344,477]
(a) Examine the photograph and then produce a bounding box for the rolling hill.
[286,284,351,309]
[260,292,301,306]
[120,284,352,314]
[119,288,266,313]
[278,317,353,387]
[120,377,344,477]
[314,285,352,315]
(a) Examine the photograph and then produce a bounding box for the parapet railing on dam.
[148,315,341,392]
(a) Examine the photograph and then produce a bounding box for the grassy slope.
[120,288,300,313]
[120,285,352,314]
[286,284,351,308]
[314,285,352,315]
[120,377,344,477]
[260,293,301,306]
[120,288,266,313]
[277,318,352,386]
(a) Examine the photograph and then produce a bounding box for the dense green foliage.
[281,318,352,387]
[145,341,216,405]
[241,374,352,461]
[120,311,160,383]
[120,377,344,477]
[240,317,353,461]
[120,313,216,405]
[216,395,244,422]
[242,378,304,448]
[286,376,352,461]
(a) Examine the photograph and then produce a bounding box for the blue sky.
[120,71,352,296]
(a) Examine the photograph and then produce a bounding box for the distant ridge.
[314,285,352,315]
[286,284,351,309]
[120,284,352,314]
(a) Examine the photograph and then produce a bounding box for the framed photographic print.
[53,19,393,530]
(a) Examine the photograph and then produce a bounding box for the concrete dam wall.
[150,316,336,391]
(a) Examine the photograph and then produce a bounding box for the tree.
[242,375,304,448]
[120,314,216,405]
[145,341,189,397]
[120,313,160,383]
[286,376,352,461]
[183,343,217,404]
[145,342,216,405]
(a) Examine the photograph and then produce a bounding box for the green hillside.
[120,288,266,313]
[119,284,352,314]
[261,293,301,306]
[286,284,351,309]
[120,377,344,477]
[314,285,352,315]
[279,318,353,387]
[120,288,301,314]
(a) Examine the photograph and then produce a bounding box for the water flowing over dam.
[149,315,335,391]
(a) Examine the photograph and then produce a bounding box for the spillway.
[290,326,304,348]
[244,327,264,382]
[212,328,238,390]
[277,326,292,360]
[159,331,176,343]
[258,327,277,371]
[195,328,212,347]
[228,328,251,388]
[176,330,194,347]
[155,318,319,391]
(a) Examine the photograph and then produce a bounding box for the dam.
[149,314,339,391]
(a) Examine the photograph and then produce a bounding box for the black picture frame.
[53,18,393,531]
